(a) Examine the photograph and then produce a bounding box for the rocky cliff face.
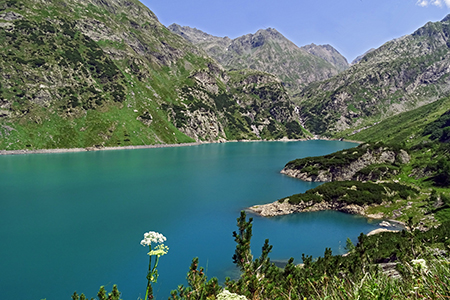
[164,67,305,141]
[282,143,410,182]
[0,0,307,150]
[168,24,345,95]
[296,15,450,136]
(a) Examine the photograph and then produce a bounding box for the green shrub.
[284,181,418,206]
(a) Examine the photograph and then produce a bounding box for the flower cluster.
[412,258,429,274]
[148,244,169,257]
[140,231,166,247]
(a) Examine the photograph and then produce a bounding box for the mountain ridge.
[295,14,450,136]
[168,24,348,94]
[300,43,349,72]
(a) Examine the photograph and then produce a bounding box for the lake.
[0,140,385,300]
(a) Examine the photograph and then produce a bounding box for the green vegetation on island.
[280,181,419,207]
[283,142,408,182]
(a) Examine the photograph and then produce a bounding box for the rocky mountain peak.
[254,27,283,40]
[169,25,344,94]
[350,48,376,65]
[227,28,298,54]
[300,43,349,72]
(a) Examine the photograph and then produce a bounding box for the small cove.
[0,140,387,299]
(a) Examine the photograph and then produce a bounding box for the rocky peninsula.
[249,143,422,230]
[249,198,384,219]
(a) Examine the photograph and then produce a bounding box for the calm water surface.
[0,141,384,300]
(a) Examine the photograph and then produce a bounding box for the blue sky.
[141,0,450,62]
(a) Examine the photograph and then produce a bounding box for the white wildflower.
[140,231,167,246]
[411,258,429,273]
[148,244,169,257]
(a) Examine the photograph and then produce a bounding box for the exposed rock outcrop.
[249,199,379,218]
[300,43,349,72]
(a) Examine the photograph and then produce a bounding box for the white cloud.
[416,0,450,7]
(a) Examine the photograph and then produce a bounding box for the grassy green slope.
[346,96,450,144]
[0,0,197,149]
[0,0,308,150]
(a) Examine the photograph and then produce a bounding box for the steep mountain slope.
[0,0,306,150]
[351,48,375,65]
[348,95,450,144]
[296,15,450,136]
[168,24,344,95]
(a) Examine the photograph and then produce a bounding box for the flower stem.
[145,244,153,300]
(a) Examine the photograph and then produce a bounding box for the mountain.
[295,15,450,136]
[0,0,307,150]
[168,24,345,95]
[300,43,349,72]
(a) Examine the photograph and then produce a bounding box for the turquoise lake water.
[0,140,386,300]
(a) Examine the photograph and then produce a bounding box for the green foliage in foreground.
[173,212,450,299]
[280,181,419,206]
[71,285,120,300]
[75,212,450,299]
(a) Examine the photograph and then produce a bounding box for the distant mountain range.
[295,15,450,136]
[2,0,450,150]
[168,24,349,95]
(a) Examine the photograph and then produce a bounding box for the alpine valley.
[4,0,450,299]
[4,0,450,151]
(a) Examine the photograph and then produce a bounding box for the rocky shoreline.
[0,139,297,156]
[249,198,385,219]
[0,137,360,156]
[249,199,405,236]
[0,142,204,155]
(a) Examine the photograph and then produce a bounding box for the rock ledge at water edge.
[249,199,384,219]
